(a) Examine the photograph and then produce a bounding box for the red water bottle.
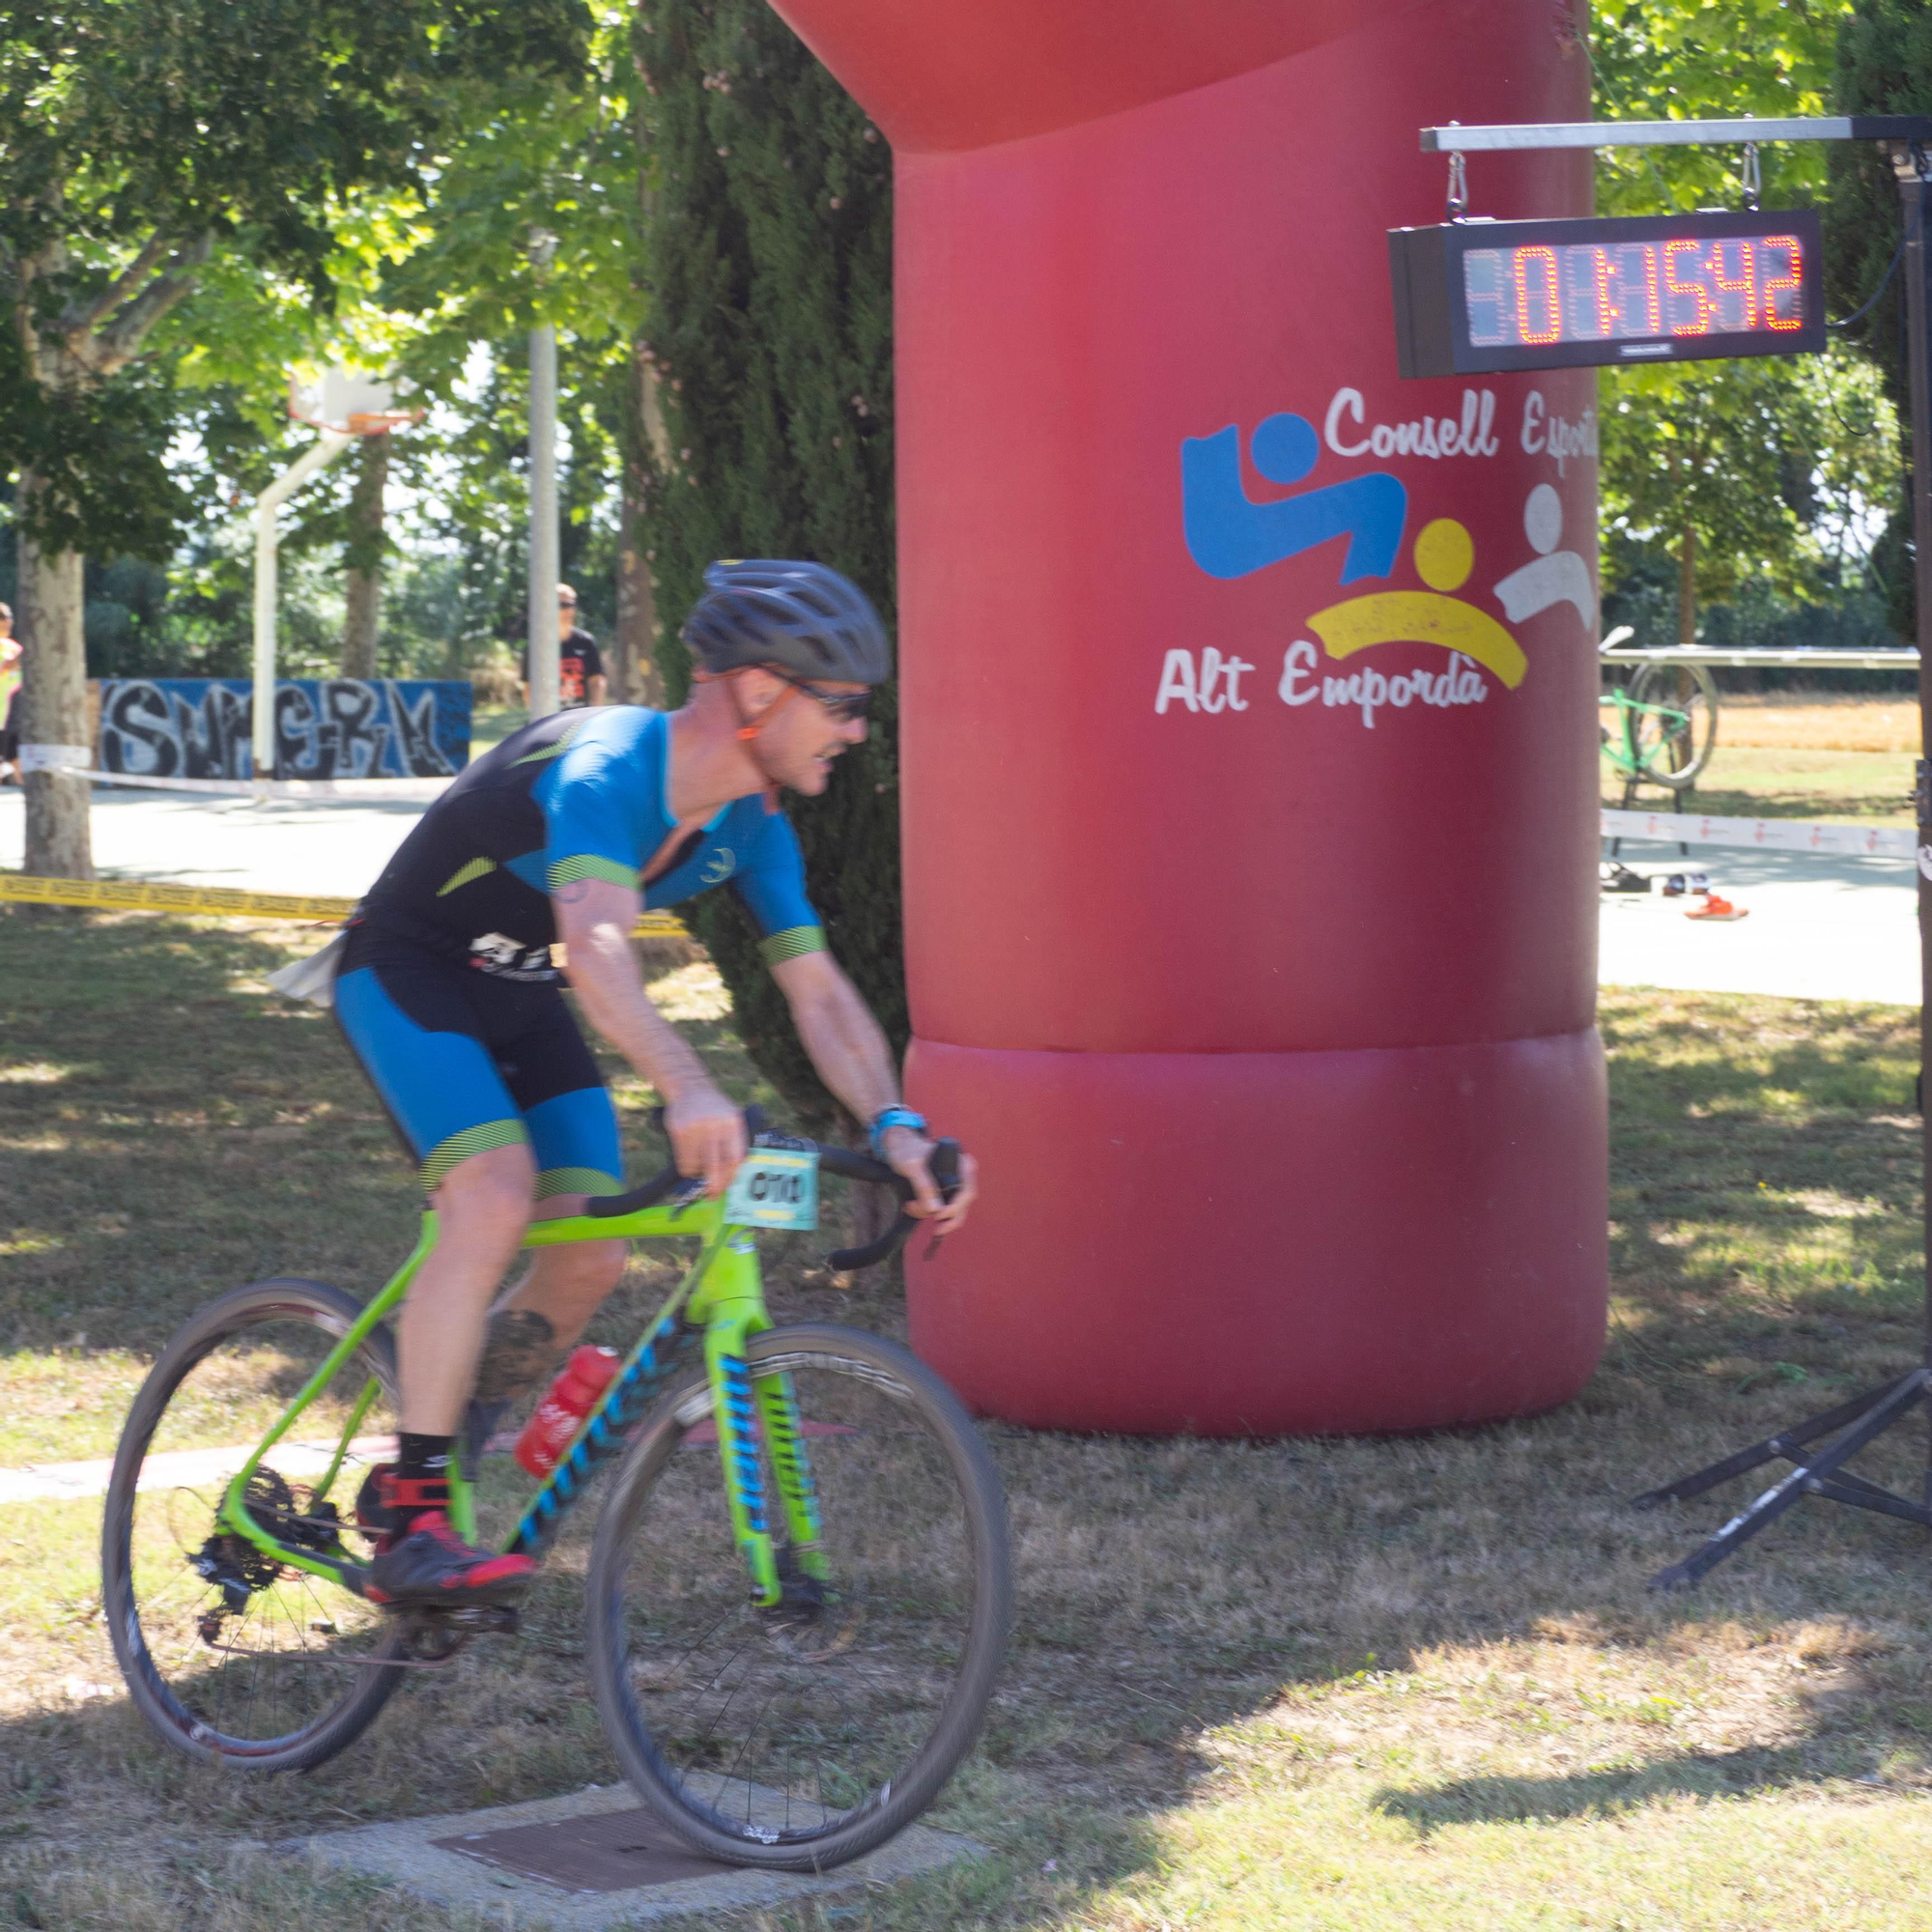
[515,1346,621,1479]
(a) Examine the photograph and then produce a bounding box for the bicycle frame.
[1600,685,1691,781]
[216,1193,817,1610]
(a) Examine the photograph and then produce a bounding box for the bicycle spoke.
[107,1288,406,1764]
[597,1336,1003,1854]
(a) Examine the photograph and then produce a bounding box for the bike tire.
[102,1278,411,1773]
[1628,662,1719,788]
[585,1322,1010,1872]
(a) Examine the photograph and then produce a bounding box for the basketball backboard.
[289,366,420,436]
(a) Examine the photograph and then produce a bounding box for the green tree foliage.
[1828,0,1932,637]
[0,0,591,874]
[1589,3,1903,643]
[1602,345,1898,641]
[638,0,898,1127]
[0,0,593,554]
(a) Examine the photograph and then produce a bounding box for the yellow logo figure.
[1305,518,1527,690]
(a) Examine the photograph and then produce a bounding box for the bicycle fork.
[701,1235,828,1608]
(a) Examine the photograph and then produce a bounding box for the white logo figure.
[1492,484,1595,627]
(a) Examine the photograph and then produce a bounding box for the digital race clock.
[1387,209,1825,379]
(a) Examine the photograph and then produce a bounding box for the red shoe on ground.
[1685,894,1747,922]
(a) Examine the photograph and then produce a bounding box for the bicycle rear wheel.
[102,1279,410,1773]
[1628,663,1719,787]
[586,1323,1009,1871]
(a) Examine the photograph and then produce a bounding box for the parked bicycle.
[1600,627,1719,798]
[102,1110,1010,1872]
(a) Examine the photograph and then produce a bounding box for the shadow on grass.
[1370,1743,1829,1836]
[10,917,1932,1927]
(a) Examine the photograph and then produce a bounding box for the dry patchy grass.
[3,914,1931,1929]
[1718,695,1921,756]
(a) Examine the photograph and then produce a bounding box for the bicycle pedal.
[407,1603,521,1634]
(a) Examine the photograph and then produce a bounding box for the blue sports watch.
[868,1105,927,1156]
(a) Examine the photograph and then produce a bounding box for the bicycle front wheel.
[101,1279,410,1773]
[586,1323,1010,1871]
[1628,662,1719,788]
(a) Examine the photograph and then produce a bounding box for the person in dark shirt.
[519,583,607,709]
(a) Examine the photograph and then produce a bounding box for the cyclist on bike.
[331,558,977,1605]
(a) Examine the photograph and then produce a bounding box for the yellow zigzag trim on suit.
[437,857,497,896]
[759,924,828,967]
[536,1167,624,1200]
[512,719,587,765]
[548,853,641,892]
[421,1119,527,1193]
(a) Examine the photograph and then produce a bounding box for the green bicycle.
[1600,645,1719,797]
[101,1113,1010,1872]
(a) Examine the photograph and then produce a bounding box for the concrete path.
[295,1777,984,1926]
[0,1435,396,1506]
[1599,837,1917,1006]
[2,786,1918,1004]
[0,783,423,900]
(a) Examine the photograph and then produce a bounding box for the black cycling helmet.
[681,558,892,686]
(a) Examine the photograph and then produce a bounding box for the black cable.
[1829,240,1904,331]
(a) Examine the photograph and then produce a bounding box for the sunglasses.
[772,670,871,724]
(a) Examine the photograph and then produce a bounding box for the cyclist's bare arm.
[769,950,978,1235]
[554,878,745,1193]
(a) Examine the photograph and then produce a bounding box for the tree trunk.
[615,337,668,707]
[341,432,388,680]
[1676,522,1697,648]
[17,477,93,881]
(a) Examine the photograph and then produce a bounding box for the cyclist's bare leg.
[482,1208,626,1386]
[398,1143,541,1434]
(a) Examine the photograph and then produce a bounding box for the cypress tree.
[636,0,899,1127]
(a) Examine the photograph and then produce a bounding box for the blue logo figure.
[1181,412,1407,583]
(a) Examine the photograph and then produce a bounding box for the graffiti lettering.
[99,678,469,781]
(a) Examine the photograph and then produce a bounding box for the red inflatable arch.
[772,0,1608,1433]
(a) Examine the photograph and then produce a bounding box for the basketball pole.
[250,429,354,784]
[526,228,561,720]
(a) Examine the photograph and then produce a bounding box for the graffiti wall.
[95,679,471,781]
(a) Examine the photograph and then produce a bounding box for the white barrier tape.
[1604,808,1914,861]
[17,744,93,774]
[79,767,452,801]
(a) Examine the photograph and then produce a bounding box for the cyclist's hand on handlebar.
[664,1085,747,1197]
[880,1125,977,1236]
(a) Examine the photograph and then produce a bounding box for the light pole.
[526,228,561,720]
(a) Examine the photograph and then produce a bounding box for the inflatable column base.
[904,1031,1607,1436]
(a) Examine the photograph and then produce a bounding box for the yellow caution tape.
[0,870,690,938]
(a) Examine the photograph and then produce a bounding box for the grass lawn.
[3,909,1931,1929]
[1604,692,1918,824]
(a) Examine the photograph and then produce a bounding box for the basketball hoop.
[288,366,423,438]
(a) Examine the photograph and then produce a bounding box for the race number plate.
[724,1147,819,1231]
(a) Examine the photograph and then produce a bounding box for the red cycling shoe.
[358,1470,534,1605]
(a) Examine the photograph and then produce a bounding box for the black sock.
[391,1431,454,1531]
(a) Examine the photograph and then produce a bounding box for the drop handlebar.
[585,1105,962,1271]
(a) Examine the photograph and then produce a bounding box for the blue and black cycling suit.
[335,706,823,1198]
